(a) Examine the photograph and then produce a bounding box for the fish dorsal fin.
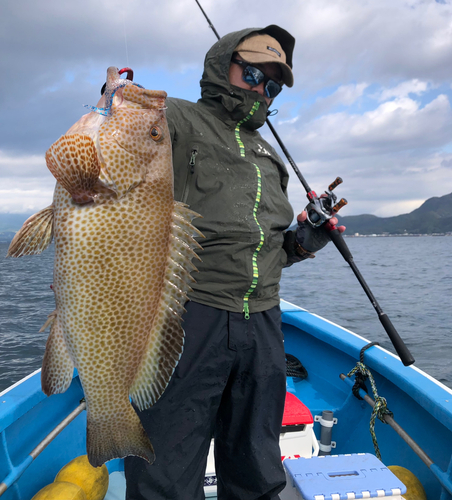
[129,201,203,410]
[7,205,54,257]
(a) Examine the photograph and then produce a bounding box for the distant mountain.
[0,231,16,243]
[0,214,33,243]
[338,192,452,235]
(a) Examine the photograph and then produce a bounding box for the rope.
[286,353,308,380]
[346,343,393,460]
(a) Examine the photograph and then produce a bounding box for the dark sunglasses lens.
[243,66,265,86]
[265,80,282,98]
[241,63,282,98]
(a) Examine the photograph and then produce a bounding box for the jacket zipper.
[189,146,198,173]
[234,102,264,319]
[182,146,198,203]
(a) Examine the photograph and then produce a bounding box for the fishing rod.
[194,0,415,366]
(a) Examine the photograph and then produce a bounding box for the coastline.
[345,232,452,238]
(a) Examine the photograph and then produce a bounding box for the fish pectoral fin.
[7,205,54,258]
[41,313,74,395]
[86,403,155,467]
[39,310,57,333]
[98,167,118,196]
[46,134,113,204]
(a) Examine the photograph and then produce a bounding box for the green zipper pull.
[243,301,250,320]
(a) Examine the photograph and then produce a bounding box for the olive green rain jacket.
[166,26,295,316]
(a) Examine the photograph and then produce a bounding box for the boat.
[1,299,452,499]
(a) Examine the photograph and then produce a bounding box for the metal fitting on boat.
[315,410,337,456]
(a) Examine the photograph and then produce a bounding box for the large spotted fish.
[7,67,203,467]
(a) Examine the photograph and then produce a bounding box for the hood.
[199,25,295,130]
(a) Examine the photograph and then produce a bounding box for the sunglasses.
[231,58,283,99]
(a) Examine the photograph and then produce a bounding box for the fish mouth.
[100,68,134,96]
[89,66,145,116]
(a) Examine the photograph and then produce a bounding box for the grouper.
[7,67,203,467]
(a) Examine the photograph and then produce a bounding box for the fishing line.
[123,10,130,67]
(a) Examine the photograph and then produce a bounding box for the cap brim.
[237,50,294,87]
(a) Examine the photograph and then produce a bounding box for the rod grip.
[379,313,415,366]
[325,227,415,367]
[325,227,353,262]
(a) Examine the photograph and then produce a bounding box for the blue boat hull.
[282,301,452,499]
[1,300,452,499]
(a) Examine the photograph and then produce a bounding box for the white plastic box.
[280,392,319,461]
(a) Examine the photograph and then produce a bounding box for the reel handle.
[328,177,343,192]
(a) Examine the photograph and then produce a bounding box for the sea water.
[281,235,452,388]
[0,236,451,391]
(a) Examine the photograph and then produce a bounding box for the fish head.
[98,67,172,196]
[46,67,172,204]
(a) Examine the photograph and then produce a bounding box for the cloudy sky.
[1,0,452,219]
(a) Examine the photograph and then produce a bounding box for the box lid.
[284,454,407,499]
[283,392,314,426]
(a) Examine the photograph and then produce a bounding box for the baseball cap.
[234,32,294,87]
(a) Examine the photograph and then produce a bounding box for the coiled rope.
[286,353,308,380]
[346,343,393,460]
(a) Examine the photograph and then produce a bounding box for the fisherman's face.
[229,55,283,106]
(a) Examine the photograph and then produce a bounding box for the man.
[125,25,344,500]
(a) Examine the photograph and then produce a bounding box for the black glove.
[283,219,331,266]
[295,219,331,253]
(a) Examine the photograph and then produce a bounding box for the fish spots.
[44,78,201,464]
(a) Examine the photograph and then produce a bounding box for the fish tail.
[86,403,155,467]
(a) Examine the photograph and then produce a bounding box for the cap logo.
[267,46,281,57]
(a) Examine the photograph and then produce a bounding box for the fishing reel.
[305,177,348,228]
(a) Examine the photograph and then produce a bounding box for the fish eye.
[150,126,163,141]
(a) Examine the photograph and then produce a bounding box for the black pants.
[125,302,287,500]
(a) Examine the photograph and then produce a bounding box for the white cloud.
[284,152,452,219]
[276,94,452,161]
[379,79,431,101]
[2,0,452,218]
[0,151,47,177]
[0,182,54,213]
[301,83,369,122]
[0,151,54,212]
[283,0,452,91]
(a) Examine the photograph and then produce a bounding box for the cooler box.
[283,453,407,500]
[281,392,319,460]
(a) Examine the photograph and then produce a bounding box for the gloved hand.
[283,211,345,265]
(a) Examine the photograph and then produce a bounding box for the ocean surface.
[0,236,451,392]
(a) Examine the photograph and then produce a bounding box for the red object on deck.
[282,392,314,426]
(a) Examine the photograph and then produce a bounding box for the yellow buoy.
[54,455,109,500]
[31,481,87,500]
[388,465,427,500]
